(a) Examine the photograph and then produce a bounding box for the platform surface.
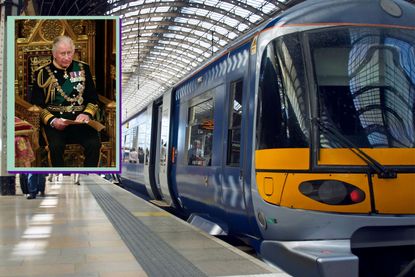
[0,174,289,277]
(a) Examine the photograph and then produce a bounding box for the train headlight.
[299,180,366,205]
[318,180,347,205]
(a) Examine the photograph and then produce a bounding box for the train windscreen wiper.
[313,118,397,179]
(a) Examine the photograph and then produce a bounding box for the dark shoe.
[75,181,80,186]
[40,192,46,197]
[27,194,36,200]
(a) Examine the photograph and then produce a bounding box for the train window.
[137,122,146,164]
[257,33,310,150]
[123,130,132,162]
[227,79,243,166]
[309,27,415,148]
[186,94,214,166]
[128,126,139,163]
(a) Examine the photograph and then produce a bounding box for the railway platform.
[0,174,288,277]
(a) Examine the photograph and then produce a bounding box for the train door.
[153,105,162,189]
[147,100,163,200]
[148,93,176,205]
[142,104,157,198]
[177,86,224,218]
[157,91,175,207]
[142,102,163,200]
[221,79,250,233]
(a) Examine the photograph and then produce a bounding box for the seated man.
[129,148,138,163]
[31,35,101,167]
[188,139,204,166]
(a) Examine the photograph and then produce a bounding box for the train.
[121,0,415,276]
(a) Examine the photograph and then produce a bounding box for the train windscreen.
[310,27,415,149]
[257,32,310,150]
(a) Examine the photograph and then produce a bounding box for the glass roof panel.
[155,6,169,13]
[261,3,278,13]
[129,1,143,7]
[237,24,249,32]
[248,14,262,23]
[246,0,266,8]
[188,18,201,25]
[198,41,210,49]
[125,10,139,17]
[231,6,250,18]
[213,26,228,36]
[139,8,151,14]
[216,2,235,11]
[182,7,209,17]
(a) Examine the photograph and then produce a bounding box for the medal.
[74,83,85,93]
[46,63,85,105]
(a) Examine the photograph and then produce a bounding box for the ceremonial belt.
[47,105,85,113]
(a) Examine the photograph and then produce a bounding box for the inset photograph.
[9,17,120,172]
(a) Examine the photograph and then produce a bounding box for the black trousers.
[28,174,46,195]
[44,124,101,167]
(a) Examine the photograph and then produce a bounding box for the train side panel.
[121,110,149,195]
[171,41,259,236]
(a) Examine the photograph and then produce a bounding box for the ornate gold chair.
[15,19,116,167]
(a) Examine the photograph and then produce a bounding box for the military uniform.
[31,60,101,167]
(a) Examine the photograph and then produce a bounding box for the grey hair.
[52,36,74,53]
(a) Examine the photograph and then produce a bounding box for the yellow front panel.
[256,148,309,170]
[255,148,414,214]
[372,174,415,214]
[256,173,287,205]
[279,173,372,213]
[319,148,415,166]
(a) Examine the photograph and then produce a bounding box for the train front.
[251,0,415,276]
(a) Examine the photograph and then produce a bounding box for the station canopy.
[105,0,302,121]
[31,0,415,122]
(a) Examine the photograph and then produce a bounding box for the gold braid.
[37,68,54,103]
[36,68,56,125]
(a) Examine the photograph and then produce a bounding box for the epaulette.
[74,59,89,65]
[34,61,52,72]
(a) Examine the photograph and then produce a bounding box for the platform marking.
[88,184,207,277]
[132,211,170,217]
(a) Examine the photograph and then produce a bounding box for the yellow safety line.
[132,211,170,217]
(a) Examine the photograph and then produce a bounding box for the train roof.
[265,0,415,28]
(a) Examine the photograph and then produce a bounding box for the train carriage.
[122,0,415,276]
